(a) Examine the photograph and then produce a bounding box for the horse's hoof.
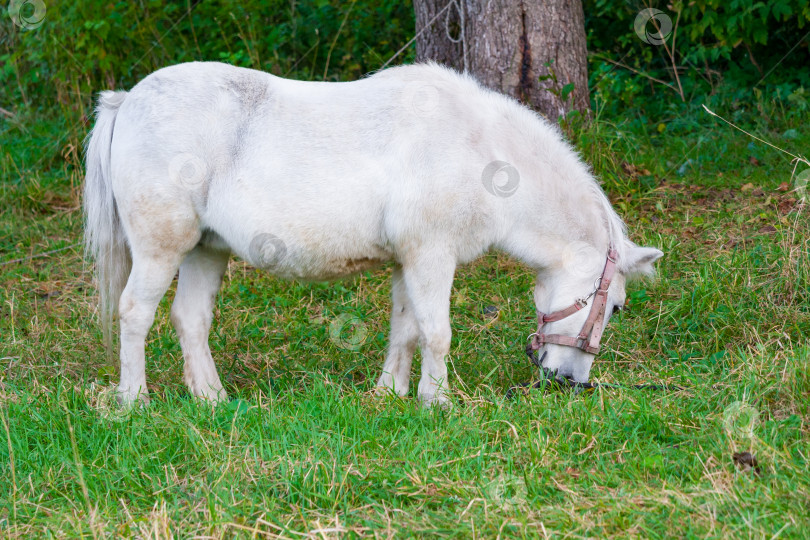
[191,385,227,403]
[374,381,409,398]
[418,392,452,410]
[115,388,150,407]
[373,385,394,398]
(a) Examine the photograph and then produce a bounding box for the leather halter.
[529,246,619,355]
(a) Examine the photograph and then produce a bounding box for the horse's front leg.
[377,266,419,396]
[400,251,456,407]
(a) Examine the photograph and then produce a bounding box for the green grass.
[1,100,809,537]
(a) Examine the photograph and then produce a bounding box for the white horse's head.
[532,241,663,382]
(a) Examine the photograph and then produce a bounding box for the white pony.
[84,62,662,406]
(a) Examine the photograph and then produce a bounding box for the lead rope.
[380,0,469,71]
[445,0,469,73]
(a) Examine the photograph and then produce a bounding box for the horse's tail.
[84,90,131,353]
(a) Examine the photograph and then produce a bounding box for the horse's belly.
[296,253,390,280]
[250,236,392,280]
[203,189,393,280]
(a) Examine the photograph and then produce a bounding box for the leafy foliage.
[3,0,808,133]
[0,0,413,115]
[585,0,810,119]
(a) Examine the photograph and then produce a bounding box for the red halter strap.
[529,246,619,355]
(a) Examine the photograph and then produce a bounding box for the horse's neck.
[487,97,625,266]
[499,166,618,270]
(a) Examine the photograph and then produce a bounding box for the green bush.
[0,0,413,115]
[2,0,808,138]
[585,0,810,120]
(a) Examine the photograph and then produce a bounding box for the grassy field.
[1,94,809,537]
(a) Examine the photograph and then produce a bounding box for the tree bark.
[413,0,590,120]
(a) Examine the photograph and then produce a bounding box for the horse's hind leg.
[118,250,188,404]
[377,266,419,396]
[170,245,229,402]
[115,190,201,404]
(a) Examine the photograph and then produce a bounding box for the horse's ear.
[620,245,663,279]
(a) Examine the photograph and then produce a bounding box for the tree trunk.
[413,0,590,120]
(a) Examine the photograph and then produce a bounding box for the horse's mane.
[587,181,628,260]
[449,64,630,259]
[378,62,630,261]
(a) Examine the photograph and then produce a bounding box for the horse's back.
[108,62,507,277]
